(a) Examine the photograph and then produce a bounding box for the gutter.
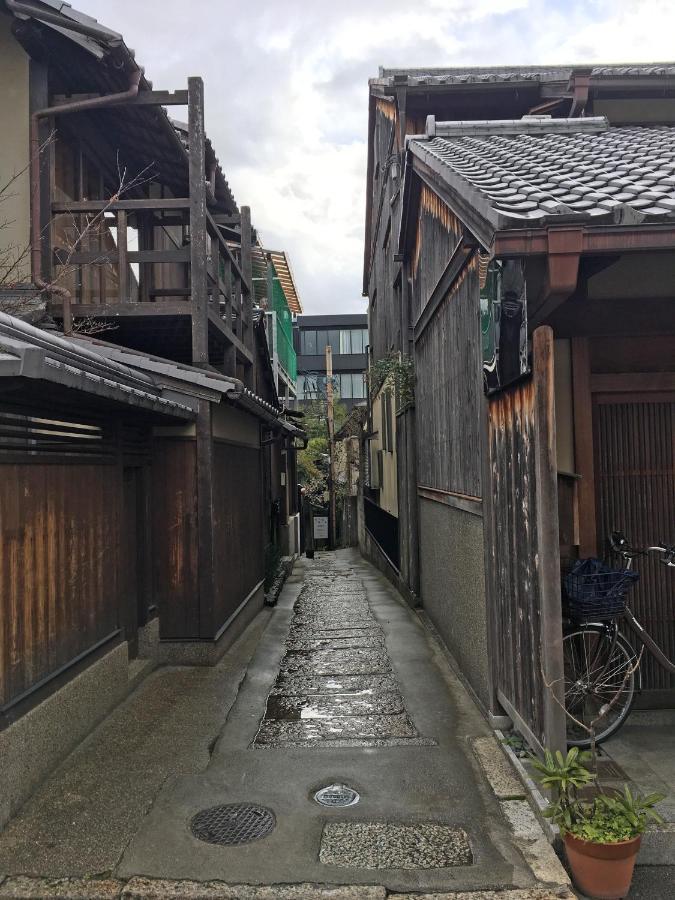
[5,0,123,45]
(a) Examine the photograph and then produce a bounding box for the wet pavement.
[0,551,570,896]
[254,558,426,748]
[116,551,543,893]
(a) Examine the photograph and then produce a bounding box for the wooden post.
[571,336,597,556]
[117,210,128,303]
[240,205,254,357]
[188,77,215,638]
[326,345,336,550]
[533,326,567,756]
[188,76,209,367]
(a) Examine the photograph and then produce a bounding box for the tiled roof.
[408,120,675,231]
[374,64,675,87]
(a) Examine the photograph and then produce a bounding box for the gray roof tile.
[409,125,675,228]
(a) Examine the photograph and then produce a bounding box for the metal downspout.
[27,67,142,332]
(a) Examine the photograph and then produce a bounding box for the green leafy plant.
[531,747,664,842]
[367,353,415,408]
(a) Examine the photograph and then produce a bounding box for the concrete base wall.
[0,642,129,831]
[418,498,490,708]
[361,528,417,608]
[158,582,264,666]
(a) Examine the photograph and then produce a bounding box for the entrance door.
[594,395,675,705]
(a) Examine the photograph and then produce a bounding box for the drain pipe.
[28,67,142,332]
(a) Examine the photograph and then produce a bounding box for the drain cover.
[314,783,360,808]
[190,803,276,845]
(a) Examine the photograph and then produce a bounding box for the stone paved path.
[254,557,427,748]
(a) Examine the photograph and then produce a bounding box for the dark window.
[301,330,316,355]
[327,330,340,354]
[316,330,328,355]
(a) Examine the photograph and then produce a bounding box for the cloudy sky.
[79,0,674,314]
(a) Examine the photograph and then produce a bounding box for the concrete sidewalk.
[0,551,571,898]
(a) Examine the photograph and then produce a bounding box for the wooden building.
[364,65,675,754]
[0,0,303,826]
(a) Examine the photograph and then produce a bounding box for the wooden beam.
[117,210,128,303]
[240,205,254,374]
[188,76,209,368]
[46,302,192,318]
[126,89,189,106]
[51,199,190,213]
[532,326,566,756]
[413,238,475,342]
[571,336,597,556]
[56,248,190,265]
[590,372,675,393]
[196,400,215,639]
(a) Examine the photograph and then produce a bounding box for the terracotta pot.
[564,832,641,899]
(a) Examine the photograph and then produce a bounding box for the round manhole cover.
[314,783,360,808]
[190,803,276,845]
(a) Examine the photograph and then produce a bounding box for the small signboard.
[314,516,329,540]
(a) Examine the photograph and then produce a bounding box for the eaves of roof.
[0,312,196,418]
[403,120,675,251]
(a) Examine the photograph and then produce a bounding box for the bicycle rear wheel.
[563,624,637,747]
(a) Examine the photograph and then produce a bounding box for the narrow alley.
[0,553,571,898]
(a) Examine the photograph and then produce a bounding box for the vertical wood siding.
[152,439,199,640]
[484,329,566,754]
[594,399,675,696]
[213,442,264,627]
[415,259,482,497]
[0,463,121,708]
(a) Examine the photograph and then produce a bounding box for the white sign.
[314,516,329,540]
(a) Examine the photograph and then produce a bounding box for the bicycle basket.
[563,557,639,621]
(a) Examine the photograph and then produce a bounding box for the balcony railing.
[49,198,253,353]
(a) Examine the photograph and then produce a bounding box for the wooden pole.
[326,344,336,550]
[188,76,208,367]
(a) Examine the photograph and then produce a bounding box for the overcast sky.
[79,0,675,314]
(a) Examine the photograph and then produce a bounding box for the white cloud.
[78,0,674,313]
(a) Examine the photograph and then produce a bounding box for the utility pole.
[325,344,336,550]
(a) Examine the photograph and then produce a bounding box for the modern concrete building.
[294,313,368,410]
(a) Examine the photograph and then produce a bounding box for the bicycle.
[562,531,675,748]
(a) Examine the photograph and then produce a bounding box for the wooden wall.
[414,205,482,499]
[151,438,199,640]
[483,328,566,754]
[213,441,264,629]
[0,462,121,710]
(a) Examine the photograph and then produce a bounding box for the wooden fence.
[483,326,566,755]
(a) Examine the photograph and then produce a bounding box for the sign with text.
[313,516,329,540]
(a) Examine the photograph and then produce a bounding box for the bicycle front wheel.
[563,625,637,747]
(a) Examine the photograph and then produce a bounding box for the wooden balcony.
[48,196,254,374]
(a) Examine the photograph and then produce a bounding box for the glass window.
[352,372,366,399]
[301,330,316,355]
[339,330,351,354]
[350,329,362,354]
[341,373,353,398]
[363,328,369,350]
[328,330,340,354]
[316,330,328,354]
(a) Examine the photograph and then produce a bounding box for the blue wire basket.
[563,557,639,621]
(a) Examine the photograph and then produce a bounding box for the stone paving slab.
[285,635,384,652]
[279,649,392,676]
[265,692,405,719]
[389,891,574,900]
[319,822,473,869]
[269,674,400,696]
[255,712,418,744]
[0,877,124,899]
[471,738,526,801]
[122,879,386,900]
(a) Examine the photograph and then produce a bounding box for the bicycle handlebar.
[610,530,675,567]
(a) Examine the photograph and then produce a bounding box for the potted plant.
[531,748,664,899]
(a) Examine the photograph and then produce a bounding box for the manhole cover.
[190,803,276,845]
[314,783,360,807]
